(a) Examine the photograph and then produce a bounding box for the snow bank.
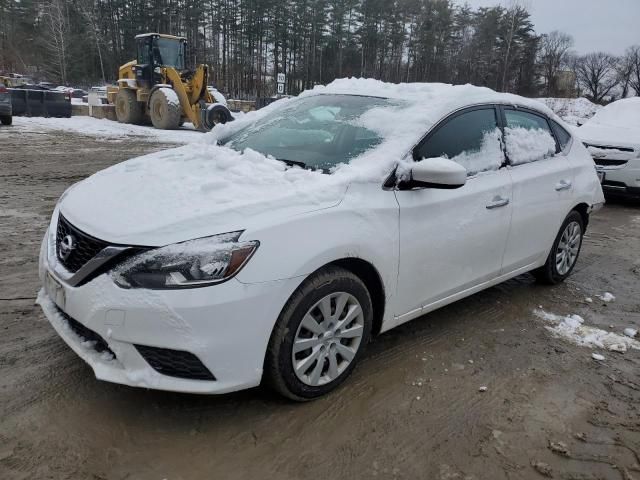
[505,127,556,165]
[533,309,640,352]
[13,116,200,144]
[535,97,602,126]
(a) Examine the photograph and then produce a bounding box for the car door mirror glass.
[409,158,467,189]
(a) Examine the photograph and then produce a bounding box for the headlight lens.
[112,232,258,289]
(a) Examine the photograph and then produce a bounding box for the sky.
[456,0,640,55]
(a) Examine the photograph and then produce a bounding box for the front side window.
[223,94,392,171]
[550,119,572,151]
[153,38,186,70]
[504,109,557,165]
[414,108,504,176]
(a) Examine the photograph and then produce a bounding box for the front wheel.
[265,266,373,401]
[533,211,584,284]
[1,115,12,125]
[149,87,181,130]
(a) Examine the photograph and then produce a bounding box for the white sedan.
[38,79,604,400]
[578,97,640,199]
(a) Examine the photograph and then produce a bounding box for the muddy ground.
[1,123,639,480]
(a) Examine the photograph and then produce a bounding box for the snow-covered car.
[38,79,604,400]
[577,98,640,199]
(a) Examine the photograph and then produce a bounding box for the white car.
[38,79,604,400]
[578,97,640,199]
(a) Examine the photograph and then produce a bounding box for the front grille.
[593,158,628,167]
[56,215,110,273]
[134,345,216,381]
[55,306,115,357]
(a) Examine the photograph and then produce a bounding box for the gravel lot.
[1,122,639,480]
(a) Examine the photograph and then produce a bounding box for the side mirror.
[409,158,467,189]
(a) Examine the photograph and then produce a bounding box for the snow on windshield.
[505,127,556,165]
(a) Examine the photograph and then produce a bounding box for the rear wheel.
[0,115,12,125]
[533,211,584,284]
[265,266,372,401]
[149,87,181,130]
[114,89,142,124]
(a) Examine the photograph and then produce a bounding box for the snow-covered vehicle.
[38,79,604,400]
[577,98,640,199]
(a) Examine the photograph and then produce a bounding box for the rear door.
[393,106,513,321]
[501,107,575,272]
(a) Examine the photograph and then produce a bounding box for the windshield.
[223,95,391,171]
[153,37,186,70]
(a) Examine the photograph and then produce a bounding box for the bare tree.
[627,45,640,96]
[77,0,106,84]
[42,0,69,85]
[575,52,619,103]
[538,30,574,96]
[616,50,635,98]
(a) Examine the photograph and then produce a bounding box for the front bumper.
[38,229,302,394]
[596,159,640,198]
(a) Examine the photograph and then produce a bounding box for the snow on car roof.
[305,77,556,118]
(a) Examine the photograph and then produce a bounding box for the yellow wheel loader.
[107,33,232,131]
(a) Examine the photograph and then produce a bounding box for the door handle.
[486,196,510,209]
[555,180,572,191]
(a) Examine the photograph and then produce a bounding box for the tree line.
[0,0,638,102]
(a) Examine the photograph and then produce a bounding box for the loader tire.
[149,87,181,130]
[115,89,142,124]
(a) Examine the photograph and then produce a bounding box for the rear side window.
[550,119,572,151]
[504,109,557,165]
[414,108,504,176]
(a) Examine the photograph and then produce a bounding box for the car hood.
[59,144,349,246]
[577,123,640,151]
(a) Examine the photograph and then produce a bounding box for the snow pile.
[586,145,637,161]
[596,292,615,302]
[505,127,556,165]
[536,97,602,126]
[533,308,640,352]
[13,116,199,144]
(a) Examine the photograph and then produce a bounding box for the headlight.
[112,232,258,289]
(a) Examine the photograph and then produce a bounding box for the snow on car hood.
[59,144,349,246]
[577,97,640,150]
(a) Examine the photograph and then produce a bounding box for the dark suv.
[0,85,12,125]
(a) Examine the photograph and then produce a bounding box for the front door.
[393,107,513,322]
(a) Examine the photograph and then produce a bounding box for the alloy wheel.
[292,292,365,387]
[555,220,581,275]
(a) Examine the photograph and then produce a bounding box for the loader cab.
[134,33,187,88]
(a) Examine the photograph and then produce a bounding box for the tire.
[203,103,233,130]
[533,210,584,284]
[115,89,142,124]
[265,266,373,401]
[1,115,12,125]
[149,87,181,130]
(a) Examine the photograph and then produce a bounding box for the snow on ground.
[535,97,602,126]
[12,115,201,144]
[533,308,640,353]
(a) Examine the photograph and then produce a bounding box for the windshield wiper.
[277,158,308,169]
